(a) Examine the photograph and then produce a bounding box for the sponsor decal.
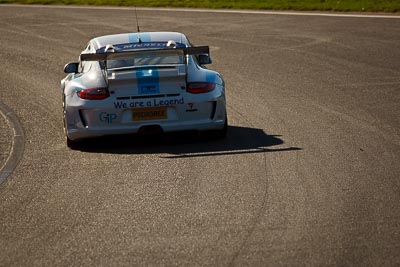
[139,85,158,95]
[96,42,187,53]
[186,102,198,112]
[137,69,160,95]
[99,112,117,123]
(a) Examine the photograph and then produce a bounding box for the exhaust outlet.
[138,125,163,135]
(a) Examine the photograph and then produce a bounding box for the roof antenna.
[135,7,142,43]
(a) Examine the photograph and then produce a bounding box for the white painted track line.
[2,4,400,19]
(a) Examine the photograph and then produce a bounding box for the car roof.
[90,32,189,51]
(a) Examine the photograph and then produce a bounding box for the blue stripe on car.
[128,33,138,43]
[206,71,215,83]
[136,68,160,95]
[129,33,152,43]
[127,33,158,94]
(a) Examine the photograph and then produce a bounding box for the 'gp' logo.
[99,112,117,124]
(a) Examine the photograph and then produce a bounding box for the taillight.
[78,87,110,100]
[186,82,215,94]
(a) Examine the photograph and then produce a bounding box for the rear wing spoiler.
[80,46,209,62]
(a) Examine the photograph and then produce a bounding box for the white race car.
[61,32,227,148]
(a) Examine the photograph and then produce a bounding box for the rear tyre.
[203,116,228,140]
[66,136,81,150]
[215,116,228,139]
[63,94,81,150]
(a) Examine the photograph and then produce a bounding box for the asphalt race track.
[0,5,399,266]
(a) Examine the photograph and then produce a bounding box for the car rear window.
[107,50,184,69]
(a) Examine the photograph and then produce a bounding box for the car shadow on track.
[77,125,302,157]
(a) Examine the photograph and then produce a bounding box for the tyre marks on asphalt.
[0,110,11,173]
[207,104,280,264]
[227,110,272,265]
[0,101,25,186]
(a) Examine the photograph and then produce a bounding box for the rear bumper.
[64,88,227,141]
[66,117,226,141]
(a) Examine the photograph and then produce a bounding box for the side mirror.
[198,54,212,65]
[64,62,79,73]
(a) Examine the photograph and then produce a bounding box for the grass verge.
[1,0,400,12]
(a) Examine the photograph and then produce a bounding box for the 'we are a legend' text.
[113,97,184,109]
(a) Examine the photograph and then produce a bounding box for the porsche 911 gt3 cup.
[61,32,227,148]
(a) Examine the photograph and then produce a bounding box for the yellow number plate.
[132,107,167,121]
